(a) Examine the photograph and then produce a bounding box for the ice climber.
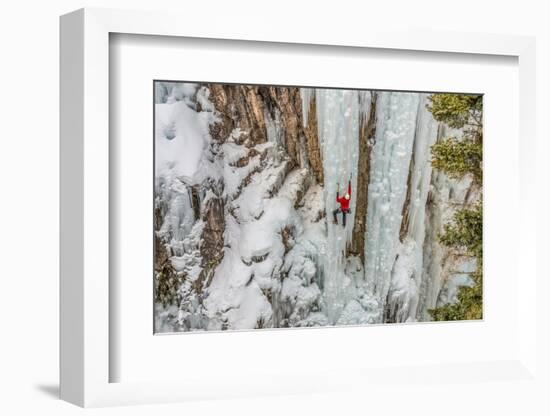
[333,179,352,227]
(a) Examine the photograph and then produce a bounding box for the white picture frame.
[60,7,537,407]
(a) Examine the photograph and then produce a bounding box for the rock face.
[168,84,326,328]
[196,188,225,293]
[195,85,271,296]
[154,204,181,307]
[399,142,415,243]
[349,93,377,262]
[416,124,482,320]
[208,84,324,182]
[303,96,324,184]
[208,84,268,146]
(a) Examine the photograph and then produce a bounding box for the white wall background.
[0,0,547,414]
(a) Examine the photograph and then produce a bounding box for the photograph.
[154,81,483,333]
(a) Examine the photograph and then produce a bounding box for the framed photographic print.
[60,7,538,408]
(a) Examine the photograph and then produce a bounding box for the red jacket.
[336,182,352,211]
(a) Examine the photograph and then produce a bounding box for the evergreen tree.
[428,94,483,184]
[428,94,482,130]
[431,138,482,184]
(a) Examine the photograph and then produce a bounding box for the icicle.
[264,107,283,146]
[383,94,440,322]
[358,90,372,121]
[362,92,421,321]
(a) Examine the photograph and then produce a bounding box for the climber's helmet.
[344,194,350,200]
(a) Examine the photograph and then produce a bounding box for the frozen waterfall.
[301,89,444,324]
[363,92,421,321]
[302,89,373,324]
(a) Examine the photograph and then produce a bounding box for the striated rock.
[200,84,325,294]
[263,87,302,168]
[280,225,295,255]
[303,96,324,183]
[208,84,268,147]
[190,185,201,221]
[399,139,415,242]
[349,93,377,262]
[261,86,324,185]
[195,195,225,292]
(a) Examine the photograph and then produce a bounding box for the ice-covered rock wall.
[376,94,440,322]
[155,82,480,332]
[316,89,360,323]
[154,83,218,331]
[362,92,421,321]
[361,93,478,323]
[303,89,473,325]
[417,124,480,319]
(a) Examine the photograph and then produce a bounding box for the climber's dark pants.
[333,208,350,226]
